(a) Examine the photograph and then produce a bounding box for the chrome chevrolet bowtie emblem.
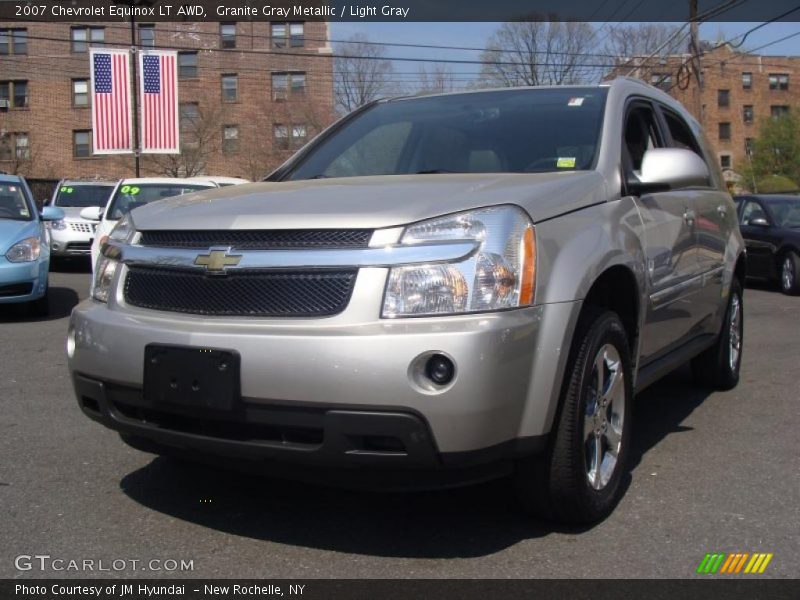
[194,249,242,273]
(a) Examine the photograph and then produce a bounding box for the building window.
[745,138,754,156]
[742,72,751,89]
[221,74,238,102]
[220,23,236,49]
[271,22,304,48]
[178,52,198,78]
[138,25,155,47]
[720,154,731,169]
[273,124,289,149]
[717,89,729,108]
[0,28,27,55]
[771,105,790,118]
[0,80,28,109]
[223,125,239,154]
[649,73,671,91]
[71,27,104,53]
[742,105,753,123]
[179,103,199,132]
[292,124,307,147]
[73,130,91,157]
[718,122,731,140]
[0,132,29,161]
[72,79,89,107]
[769,73,789,91]
[271,72,306,100]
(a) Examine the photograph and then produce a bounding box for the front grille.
[139,229,373,250]
[0,282,33,297]
[66,241,92,252]
[69,222,94,233]
[124,266,357,317]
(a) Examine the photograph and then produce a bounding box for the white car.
[84,178,217,271]
[47,180,116,259]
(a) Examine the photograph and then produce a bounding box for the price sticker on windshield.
[120,185,141,195]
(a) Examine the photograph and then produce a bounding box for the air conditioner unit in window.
[0,100,10,110]
[273,90,287,101]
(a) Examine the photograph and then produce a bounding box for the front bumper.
[69,274,580,477]
[50,224,94,257]
[0,259,47,304]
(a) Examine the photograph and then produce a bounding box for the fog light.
[425,354,455,385]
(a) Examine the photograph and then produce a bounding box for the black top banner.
[2,0,800,22]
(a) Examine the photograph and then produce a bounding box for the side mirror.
[748,217,770,227]
[40,206,64,221]
[629,148,711,195]
[80,206,104,221]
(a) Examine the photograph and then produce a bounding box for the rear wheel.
[691,278,743,390]
[779,251,800,295]
[515,309,633,524]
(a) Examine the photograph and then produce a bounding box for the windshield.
[107,184,211,220]
[54,184,115,208]
[0,182,34,221]
[286,88,608,180]
[766,197,800,228]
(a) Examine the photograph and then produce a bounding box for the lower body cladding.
[68,297,580,489]
[0,259,47,305]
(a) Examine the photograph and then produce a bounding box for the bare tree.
[478,21,599,87]
[144,104,223,177]
[334,33,394,114]
[602,23,686,61]
[415,63,456,95]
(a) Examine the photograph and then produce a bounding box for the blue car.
[0,174,63,316]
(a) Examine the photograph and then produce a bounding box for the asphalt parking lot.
[1,262,798,579]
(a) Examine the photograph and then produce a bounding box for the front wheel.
[515,309,633,524]
[691,278,743,390]
[780,251,800,295]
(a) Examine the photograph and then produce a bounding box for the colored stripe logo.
[697,552,773,574]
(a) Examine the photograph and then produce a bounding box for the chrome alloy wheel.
[583,344,626,491]
[728,293,742,372]
[782,256,794,291]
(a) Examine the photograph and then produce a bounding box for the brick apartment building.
[0,20,335,183]
[616,43,800,189]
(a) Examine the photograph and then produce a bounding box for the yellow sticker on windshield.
[557,157,576,168]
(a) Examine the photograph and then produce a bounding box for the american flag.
[90,50,132,154]
[140,51,179,153]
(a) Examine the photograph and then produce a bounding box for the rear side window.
[661,108,702,156]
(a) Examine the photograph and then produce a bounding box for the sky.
[330,22,800,90]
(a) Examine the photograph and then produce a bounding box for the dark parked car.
[734,194,800,294]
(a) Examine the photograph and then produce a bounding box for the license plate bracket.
[143,344,240,411]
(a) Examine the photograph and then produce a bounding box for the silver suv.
[68,78,745,523]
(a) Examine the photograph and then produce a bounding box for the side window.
[661,109,703,156]
[740,200,769,226]
[623,103,662,173]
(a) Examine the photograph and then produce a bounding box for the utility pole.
[129,13,141,177]
[689,0,704,121]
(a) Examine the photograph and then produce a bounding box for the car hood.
[0,219,39,252]
[58,206,94,221]
[130,172,609,231]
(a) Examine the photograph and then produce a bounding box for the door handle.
[717,204,728,217]
[683,208,696,225]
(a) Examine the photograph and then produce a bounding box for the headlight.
[92,214,135,303]
[49,219,68,231]
[382,206,535,318]
[5,236,41,263]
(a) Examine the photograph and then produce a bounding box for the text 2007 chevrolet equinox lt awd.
[68,78,745,524]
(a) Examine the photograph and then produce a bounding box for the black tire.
[515,308,633,525]
[27,282,49,318]
[779,250,800,295]
[691,278,743,391]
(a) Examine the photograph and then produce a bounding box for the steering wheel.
[524,157,559,172]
